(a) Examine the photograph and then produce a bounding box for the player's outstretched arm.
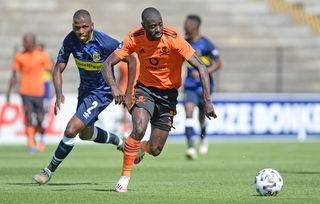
[53,62,66,115]
[207,58,222,74]
[122,54,137,111]
[187,54,217,119]
[102,52,124,105]
[6,70,17,103]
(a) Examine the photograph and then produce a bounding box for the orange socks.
[26,126,35,149]
[122,136,141,177]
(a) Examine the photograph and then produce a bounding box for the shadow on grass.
[92,189,117,192]
[7,182,99,186]
[251,194,278,197]
[6,182,36,186]
[52,188,119,192]
[48,182,99,186]
[6,182,135,193]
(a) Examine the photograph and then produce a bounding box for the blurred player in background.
[38,42,54,114]
[102,7,217,192]
[37,42,54,149]
[32,9,136,185]
[6,33,53,153]
[117,53,140,136]
[183,14,222,160]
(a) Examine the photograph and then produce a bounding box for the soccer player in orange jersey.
[7,33,53,153]
[102,7,217,192]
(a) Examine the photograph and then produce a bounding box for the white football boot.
[32,168,53,185]
[115,176,130,192]
[185,147,197,160]
[199,139,208,155]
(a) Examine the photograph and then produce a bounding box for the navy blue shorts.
[184,89,205,110]
[184,77,214,109]
[75,91,113,127]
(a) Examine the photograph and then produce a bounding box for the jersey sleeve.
[113,33,134,59]
[174,33,195,61]
[210,48,220,61]
[12,53,21,71]
[205,38,220,61]
[56,36,72,64]
[99,32,120,56]
[108,38,120,54]
[43,52,53,71]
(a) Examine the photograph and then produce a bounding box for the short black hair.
[23,32,36,42]
[187,14,201,28]
[73,9,91,20]
[141,7,161,22]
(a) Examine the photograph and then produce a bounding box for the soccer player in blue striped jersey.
[32,9,136,184]
[183,14,222,160]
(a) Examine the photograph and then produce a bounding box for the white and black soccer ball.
[254,168,283,196]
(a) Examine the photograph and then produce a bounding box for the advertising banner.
[0,93,319,144]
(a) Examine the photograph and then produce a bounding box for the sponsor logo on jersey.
[149,58,159,66]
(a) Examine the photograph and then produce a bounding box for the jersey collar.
[85,31,94,44]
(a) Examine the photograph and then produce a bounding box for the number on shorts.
[83,101,98,119]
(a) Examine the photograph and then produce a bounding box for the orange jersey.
[12,49,53,96]
[114,26,195,90]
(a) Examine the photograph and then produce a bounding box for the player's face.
[23,36,36,52]
[73,17,93,42]
[142,16,163,41]
[184,19,197,39]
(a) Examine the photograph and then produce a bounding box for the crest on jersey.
[160,46,170,56]
[92,52,101,61]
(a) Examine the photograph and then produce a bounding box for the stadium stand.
[0,0,319,93]
[268,0,320,33]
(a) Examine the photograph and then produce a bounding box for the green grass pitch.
[0,140,320,204]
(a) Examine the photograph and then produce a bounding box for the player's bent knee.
[132,127,146,139]
[149,146,162,157]
[64,127,78,137]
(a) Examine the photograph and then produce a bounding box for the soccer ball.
[254,168,283,196]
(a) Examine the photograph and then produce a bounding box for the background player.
[6,33,53,153]
[38,42,54,115]
[32,9,135,185]
[37,42,54,151]
[117,53,140,136]
[183,14,222,160]
[102,7,217,192]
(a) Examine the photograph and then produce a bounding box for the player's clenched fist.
[54,94,65,115]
